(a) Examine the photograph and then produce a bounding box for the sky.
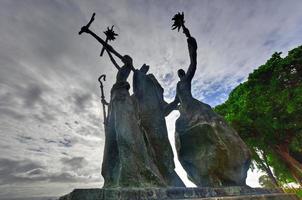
[0,0,302,199]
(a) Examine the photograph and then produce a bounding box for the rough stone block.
[59,187,299,200]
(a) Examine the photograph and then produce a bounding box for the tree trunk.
[252,148,279,187]
[260,150,280,187]
[274,144,302,186]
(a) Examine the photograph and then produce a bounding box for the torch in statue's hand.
[172,12,191,38]
[100,25,118,57]
[172,12,185,32]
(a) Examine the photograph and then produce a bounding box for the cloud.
[0,158,44,184]
[0,108,26,120]
[72,92,93,112]
[22,85,44,108]
[0,157,98,186]
[61,156,88,170]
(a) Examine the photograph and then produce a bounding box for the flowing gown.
[102,78,165,188]
[133,69,185,187]
[175,36,251,187]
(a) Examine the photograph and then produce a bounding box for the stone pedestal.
[59,186,299,200]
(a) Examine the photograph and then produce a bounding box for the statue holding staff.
[79,13,166,187]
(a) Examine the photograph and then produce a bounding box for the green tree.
[259,174,278,188]
[215,46,302,186]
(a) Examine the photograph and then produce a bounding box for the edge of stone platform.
[58,186,299,200]
[198,193,299,200]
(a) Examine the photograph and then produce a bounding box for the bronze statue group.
[79,13,251,188]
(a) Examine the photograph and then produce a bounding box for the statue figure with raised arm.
[79,13,165,188]
[171,12,251,187]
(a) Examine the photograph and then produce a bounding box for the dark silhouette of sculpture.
[171,13,251,187]
[100,25,118,57]
[98,74,107,125]
[80,13,166,187]
[132,64,185,187]
[78,11,251,189]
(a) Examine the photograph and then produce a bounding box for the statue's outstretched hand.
[79,25,89,35]
[79,13,95,35]
[101,99,109,105]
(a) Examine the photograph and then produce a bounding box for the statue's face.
[178,69,185,79]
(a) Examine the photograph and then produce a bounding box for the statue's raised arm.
[172,12,197,82]
[106,49,121,70]
[183,26,197,81]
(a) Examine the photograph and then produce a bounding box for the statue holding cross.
[79,13,168,187]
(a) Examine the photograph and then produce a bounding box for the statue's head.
[140,64,150,74]
[178,69,185,79]
[122,55,133,66]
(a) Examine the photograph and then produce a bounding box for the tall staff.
[78,13,116,126]
[98,74,108,126]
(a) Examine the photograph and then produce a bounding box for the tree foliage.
[259,175,277,188]
[215,45,302,186]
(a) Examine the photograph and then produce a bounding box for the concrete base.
[198,193,298,200]
[59,187,299,200]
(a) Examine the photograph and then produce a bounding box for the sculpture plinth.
[59,187,298,200]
